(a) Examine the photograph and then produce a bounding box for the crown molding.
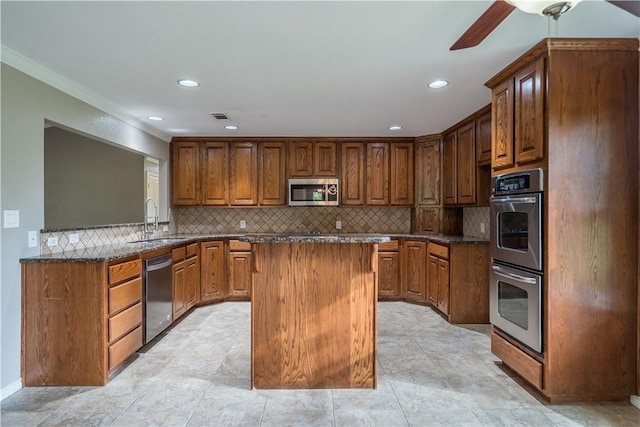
[1,45,171,142]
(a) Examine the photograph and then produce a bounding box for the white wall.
[0,63,169,395]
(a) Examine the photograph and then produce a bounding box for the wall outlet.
[162,225,169,232]
[480,223,486,233]
[47,236,59,247]
[69,233,80,244]
[28,231,38,248]
[240,220,246,229]
[335,220,342,230]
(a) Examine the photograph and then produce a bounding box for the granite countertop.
[20,233,488,263]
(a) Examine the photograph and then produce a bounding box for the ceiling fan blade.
[607,0,640,17]
[450,0,516,51]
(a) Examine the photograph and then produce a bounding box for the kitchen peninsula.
[244,234,388,389]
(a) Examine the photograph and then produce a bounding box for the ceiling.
[1,1,638,141]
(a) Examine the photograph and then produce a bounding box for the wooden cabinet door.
[401,241,426,302]
[456,122,476,205]
[289,140,313,177]
[172,261,187,320]
[200,241,226,302]
[476,111,492,166]
[427,254,438,306]
[229,252,252,299]
[419,207,440,234]
[171,141,200,206]
[366,142,389,205]
[514,58,545,165]
[340,142,365,206]
[229,142,258,206]
[185,255,199,310]
[416,137,440,206]
[259,141,286,206]
[492,78,514,170]
[378,251,400,298]
[437,258,450,315]
[442,132,457,205]
[390,142,414,206]
[202,141,228,206]
[314,141,337,176]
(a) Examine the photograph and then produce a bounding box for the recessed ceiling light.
[225,125,238,130]
[178,79,200,87]
[389,125,402,131]
[148,116,164,121]
[428,79,449,89]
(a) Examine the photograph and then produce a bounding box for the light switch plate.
[69,233,80,244]
[480,223,486,233]
[335,220,342,230]
[47,236,58,247]
[28,231,38,248]
[240,220,246,229]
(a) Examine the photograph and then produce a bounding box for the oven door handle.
[491,265,538,284]
[491,196,538,204]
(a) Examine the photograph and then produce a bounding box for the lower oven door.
[490,262,542,353]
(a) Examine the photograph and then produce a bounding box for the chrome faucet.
[144,197,159,239]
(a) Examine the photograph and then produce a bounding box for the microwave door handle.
[491,265,538,284]
[491,196,538,204]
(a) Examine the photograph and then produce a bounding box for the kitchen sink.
[128,237,187,244]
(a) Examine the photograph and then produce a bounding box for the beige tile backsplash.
[40,205,488,254]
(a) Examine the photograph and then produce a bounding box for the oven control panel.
[492,168,544,195]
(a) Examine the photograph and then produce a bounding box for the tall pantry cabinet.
[485,38,639,402]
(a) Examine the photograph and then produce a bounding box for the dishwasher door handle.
[146,256,172,271]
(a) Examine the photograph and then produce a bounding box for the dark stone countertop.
[20,233,488,263]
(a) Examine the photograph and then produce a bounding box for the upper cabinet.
[366,142,390,205]
[259,141,287,206]
[390,142,414,206]
[289,140,337,177]
[229,142,258,206]
[475,110,492,166]
[489,56,545,172]
[415,135,440,207]
[202,142,228,206]
[340,142,366,206]
[171,140,200,206]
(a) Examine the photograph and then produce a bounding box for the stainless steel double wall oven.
[489,168,544,353]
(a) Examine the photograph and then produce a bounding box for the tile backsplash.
[175,207,412,235]
[463,207,490,240]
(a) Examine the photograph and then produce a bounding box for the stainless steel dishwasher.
[144,253,173,344]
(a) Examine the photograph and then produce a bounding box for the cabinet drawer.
[186,243,198,258]
[229,239,251,251]
[109,302,142,343]
[108,277,142,315]
[172,246,186,262]
[379,240,399,252]
[109,325,142,371]
[108,259,142,285]
[491,332,542,389]
[428,242,449,259]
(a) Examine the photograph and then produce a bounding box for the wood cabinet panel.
[442,132,457,205]
[229,142,258,205]
[108,277,142,315]
[366,143,389,205]
[491,78,514,170]
[401,240,426,302]
[437,259,450,315]
[418,207,440,234]
[186,243,198,258]
[427,255,438,306]
[390,142,414,206]
[108,302,142,343]
[456,122,476,204]
[416,136,440,206]
[109,326,143,371]
[259,141,286,206]
[172,261,187,320]
[289,140,313,177]
[340,142,365,206]
[514,58,545,165]
[229,252,252,299]
[108,259,142,285]
[491,332,542,389]
[476,111,492,166]
[378,250,400,299]
[185,254,199,310]
[314,141,337,176]
[171,140,200,206]
[200,241,226,302]
[202,142,229,205]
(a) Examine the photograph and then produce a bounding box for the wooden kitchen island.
[242,234,387,389]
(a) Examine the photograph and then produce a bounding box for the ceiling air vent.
[211,113,230,120]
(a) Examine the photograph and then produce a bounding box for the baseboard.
[630,395,640,410]
[1,378,22,400]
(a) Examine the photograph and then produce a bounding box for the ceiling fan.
[450,0,640,50]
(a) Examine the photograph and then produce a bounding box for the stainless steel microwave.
[288,178,339,206]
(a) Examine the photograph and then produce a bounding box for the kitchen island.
[242,234,388,389]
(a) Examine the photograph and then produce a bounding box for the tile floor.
[2,301,639,427]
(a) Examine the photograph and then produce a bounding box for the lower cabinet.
[427,243,450,316]
[401,240,427,302]
[378,240,400,299]
[228,240,252,300]
[200,240,227,302]
[172,243,200,320]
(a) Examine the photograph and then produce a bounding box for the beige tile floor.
[2,301,639,427]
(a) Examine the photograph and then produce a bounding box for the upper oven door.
[490,192,542,271]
